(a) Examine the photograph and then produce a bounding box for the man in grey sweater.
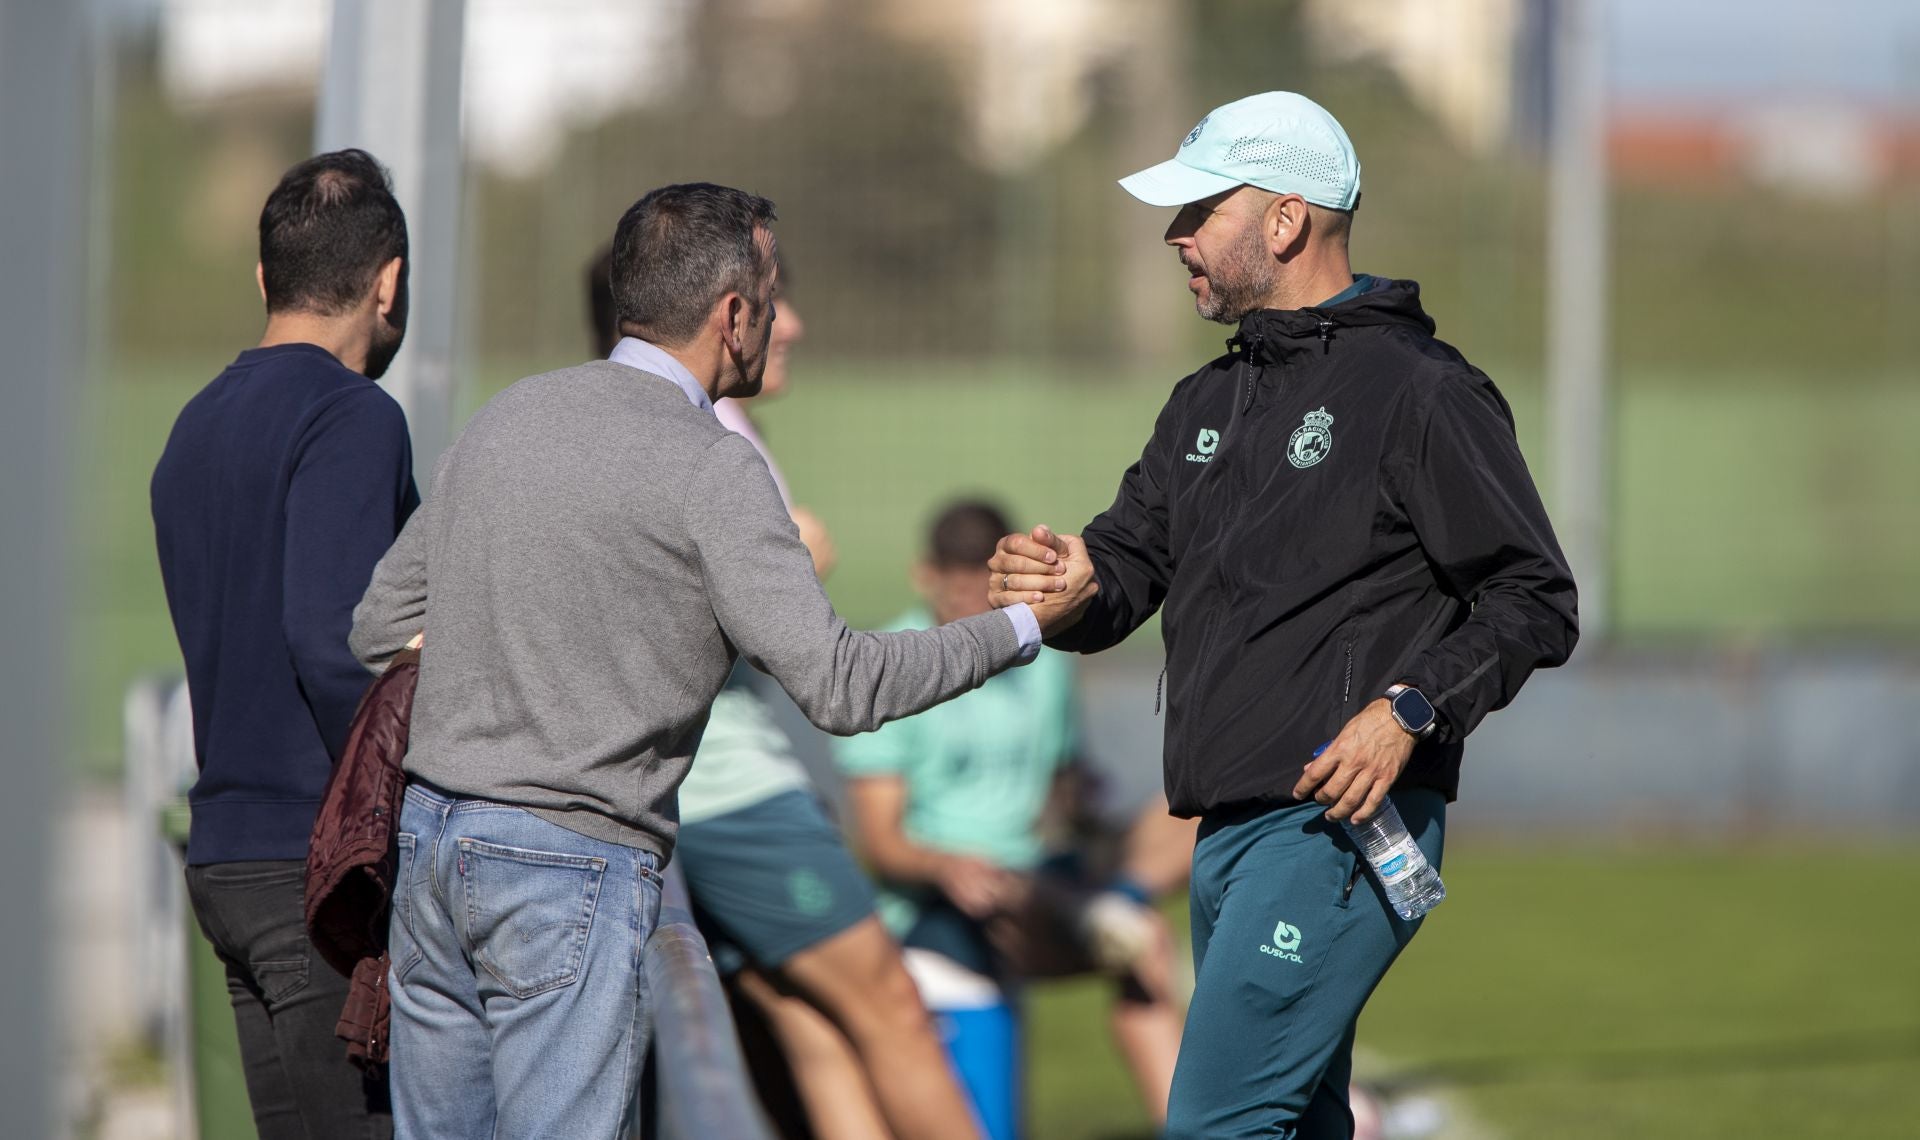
[350,183,1091,1139]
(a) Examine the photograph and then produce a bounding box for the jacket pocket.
[458,839,606,999]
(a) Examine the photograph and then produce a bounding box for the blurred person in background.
[586,248,983,1140]
[348,183,1051,1139]
[838,499,1190,1138]
[149,148,416,1140]
[988,92,1578,1138]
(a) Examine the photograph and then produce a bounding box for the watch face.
[1393,687,1436,733]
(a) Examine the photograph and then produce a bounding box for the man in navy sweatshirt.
[151,148,417,1140]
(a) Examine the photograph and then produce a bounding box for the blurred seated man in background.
[837,500,1192,1140]
[588,249,979,1140]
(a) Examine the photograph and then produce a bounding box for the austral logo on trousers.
[1288,407,1334,468]
[1260,919,1304,963]
[1185,428,1220,464]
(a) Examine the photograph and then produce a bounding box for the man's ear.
[255,263,268,304]
[373,257,403,317]
[1266,195,1309,258]
[720,291,749,356]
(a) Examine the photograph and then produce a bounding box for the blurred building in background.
[1305,0,1528,153]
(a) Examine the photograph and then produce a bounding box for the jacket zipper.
[1341,639,1355,712]
[1178,335,1266,757]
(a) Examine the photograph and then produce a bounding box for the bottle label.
[1372,838,1424,886]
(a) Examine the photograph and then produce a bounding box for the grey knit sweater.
[349,360,1025,858]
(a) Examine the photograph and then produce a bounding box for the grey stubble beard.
[1194,222,1277,324]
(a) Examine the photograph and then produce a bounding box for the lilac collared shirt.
[607,337,1042,659]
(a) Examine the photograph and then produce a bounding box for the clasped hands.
[986,524,1099,637]
[986,525,1414,825]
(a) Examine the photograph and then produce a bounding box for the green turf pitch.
[181,846,1920,1139]
[83,360,1920,775]
[1023,845,1920,1140]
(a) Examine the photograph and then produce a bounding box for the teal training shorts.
[673,789,878,975]
[1165,787,1446,1140]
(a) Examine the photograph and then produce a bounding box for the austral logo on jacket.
[1288,407,1334,469]
[1185,428,1220,464]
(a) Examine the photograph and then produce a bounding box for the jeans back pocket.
[458,838,606,999]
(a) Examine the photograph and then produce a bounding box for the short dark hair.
[258,149,408,315]
[926,499,1013,567]
[610,183,777,346]
[586,244,617,357]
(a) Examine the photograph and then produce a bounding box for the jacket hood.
[1233,276,1435,360]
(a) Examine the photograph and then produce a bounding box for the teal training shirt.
[677,670,812,825]
[836,606,1078,933]
[1315,272,1380,308]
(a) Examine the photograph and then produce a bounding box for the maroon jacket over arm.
[305,645,419,1069]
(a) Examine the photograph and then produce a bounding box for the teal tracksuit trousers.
[1164,787,1446,1139]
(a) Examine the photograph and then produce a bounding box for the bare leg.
[1108,913,1183,1125]
[1119,794,1200,897]
[734,967,893,1140]
[988,874,1185,1126]
[774,917,983,1140]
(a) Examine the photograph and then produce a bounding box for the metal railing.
[124,677,776,1139]
[641,861,779,1140]
[122,677,200,1139]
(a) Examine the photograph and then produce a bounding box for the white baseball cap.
[1119,91,1361,210]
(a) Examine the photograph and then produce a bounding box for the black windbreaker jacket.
[1052,278,1578,817]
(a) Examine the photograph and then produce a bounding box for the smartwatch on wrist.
[1385,683,1438,741]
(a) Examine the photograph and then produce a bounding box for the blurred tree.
[468,0,999,366]
[109,38,313,363]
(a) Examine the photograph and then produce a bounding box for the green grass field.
[1025,846,1920,1140]
[82,358,1920,776]
[179,846,1920,1139]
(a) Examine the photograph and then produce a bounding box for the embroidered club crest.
[1183,115,1209,148]
[1287,407,1334,469]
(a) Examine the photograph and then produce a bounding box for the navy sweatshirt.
[152,343,418,864]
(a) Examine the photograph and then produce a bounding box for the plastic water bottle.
[1315,743,1446,920]
[1342,799,1446,920]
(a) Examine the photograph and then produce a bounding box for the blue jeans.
[390,783,664,1139]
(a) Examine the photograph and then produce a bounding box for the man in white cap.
[984,92,1579,1137]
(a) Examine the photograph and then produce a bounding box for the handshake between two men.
[986,524,1099,634]
[982,523,1422,829]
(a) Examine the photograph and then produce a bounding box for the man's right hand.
[936,853,1015,919]
[790,505,837,580]
[988,524,1099,637]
